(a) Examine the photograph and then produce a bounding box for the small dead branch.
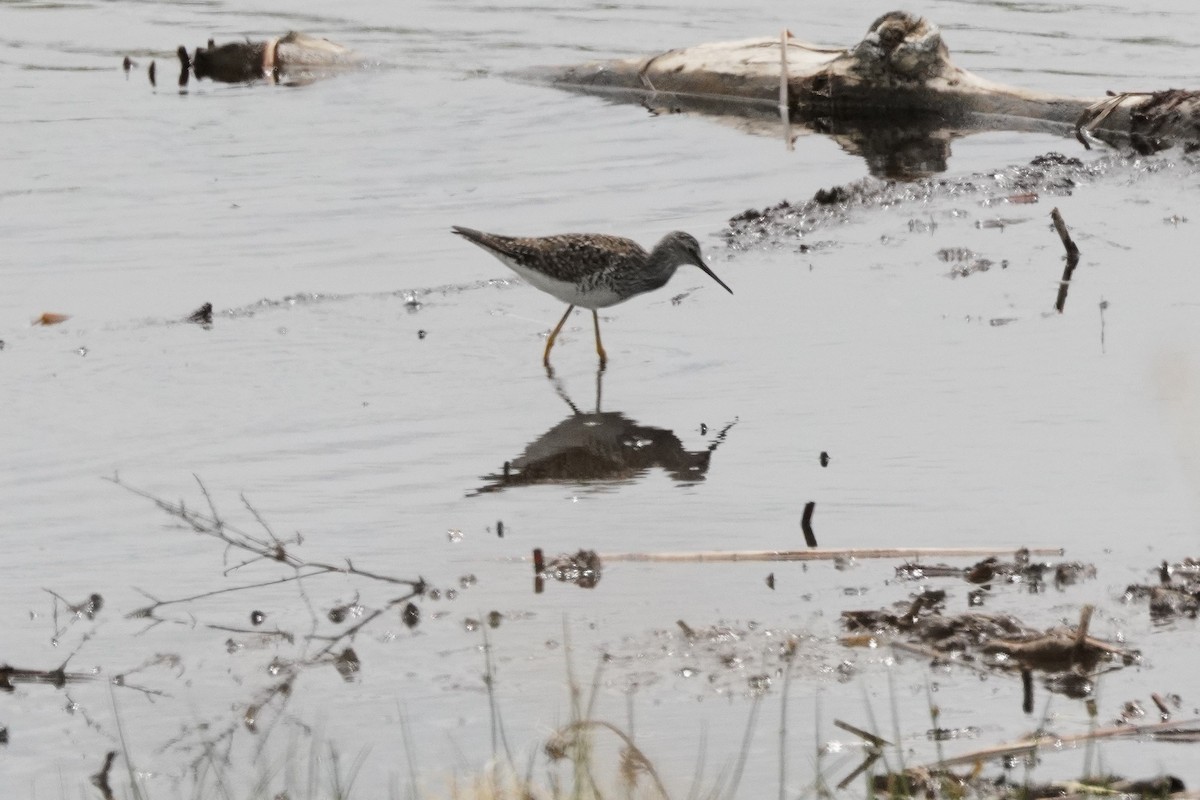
[43,588,104,641]
[833,720,888,790]
[1152,692,1174,720]
[1051,207,1082,313]
[886,640,993,679]
[593,546,1063,564]
[126,570,334,621]
[161,672,300,768]
[306,590,426,659]
[108,476,425,625]
[778,29,790,110]
[90,750,117,800]
[779,29,794,151]
[801,501,817,547]
[835,718,891,749]
[1051,207,1081,258]
[928,717,1200,769]
[107,476,429,771]
[0,662,94,690]
[206,624,295,643]
[984,605,1116,674]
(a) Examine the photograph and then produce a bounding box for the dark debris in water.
[879,770,1185,800]
[185,302,213,327]
[894,550,1096,592]
[843,597,1136,700]
[0,663,94,691]
[937,246,1005,278]
[333,647,361,681]
[533,548,602,590]
[1122,558,1200,623]
[723,151,1189,252]
[598,619,831,699]
[327,596,362,624]
[926,725,980,742]
[212,279,515,321]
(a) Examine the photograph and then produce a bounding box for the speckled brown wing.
[452,227,647,283]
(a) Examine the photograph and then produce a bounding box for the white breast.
[501,258,627,309]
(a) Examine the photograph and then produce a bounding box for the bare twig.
[126,570,334,619]
[887,640,992,678]
[306,586,423,660]
[90,751,117,800]
[595,546,1063,564]
[778,29,790,110]
[108,476,425,606]
[835,718,891,749]
[206,624,295,642]
[927,718,1200,769]
[1051,207,1081,258]
[1051,207,1082,313]
[833,718,888,791]
[108,476,303,568]
[109,684,146,800]
[43,588,103,639]
[779,29,793,152]
[801,502,817,547]
[106,475,429,772]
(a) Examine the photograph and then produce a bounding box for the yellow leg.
[592,309,607,369]
[544,305,574,368]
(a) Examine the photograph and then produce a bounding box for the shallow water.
[3,0,1200,796]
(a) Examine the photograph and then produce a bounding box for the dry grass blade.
[834,719,891,749]
[547,720,672,800]
[928,718,1200,769]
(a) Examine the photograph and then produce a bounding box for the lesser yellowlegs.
[451,226,733,368]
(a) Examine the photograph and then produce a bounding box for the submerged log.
[177,31,361,86]
[521,11,1200,175]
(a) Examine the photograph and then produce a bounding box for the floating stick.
[592,546,1064,564]
[928,718,1200,769]
[779,29,794,151]
[801,501,817,547]
[1051,207,1082,313]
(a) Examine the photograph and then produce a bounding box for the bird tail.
[450,225,486,244]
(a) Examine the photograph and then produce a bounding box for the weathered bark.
[1124,89,1200,154]
[520,11,1200,173]
[178,32,360,86]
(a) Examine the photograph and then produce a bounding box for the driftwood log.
[521,11,1200,176]
[175,32,361,86]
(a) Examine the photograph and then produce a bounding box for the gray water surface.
[3,0,1200,795]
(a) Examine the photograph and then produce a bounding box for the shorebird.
[451,226,733,368]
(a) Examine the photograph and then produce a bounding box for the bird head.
[662,231,733,295]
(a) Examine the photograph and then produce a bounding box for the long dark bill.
[697,260,733,295]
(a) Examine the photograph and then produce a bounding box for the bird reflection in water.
[469,369,735,496]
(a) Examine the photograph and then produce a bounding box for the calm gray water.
[3,0,1200,795]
